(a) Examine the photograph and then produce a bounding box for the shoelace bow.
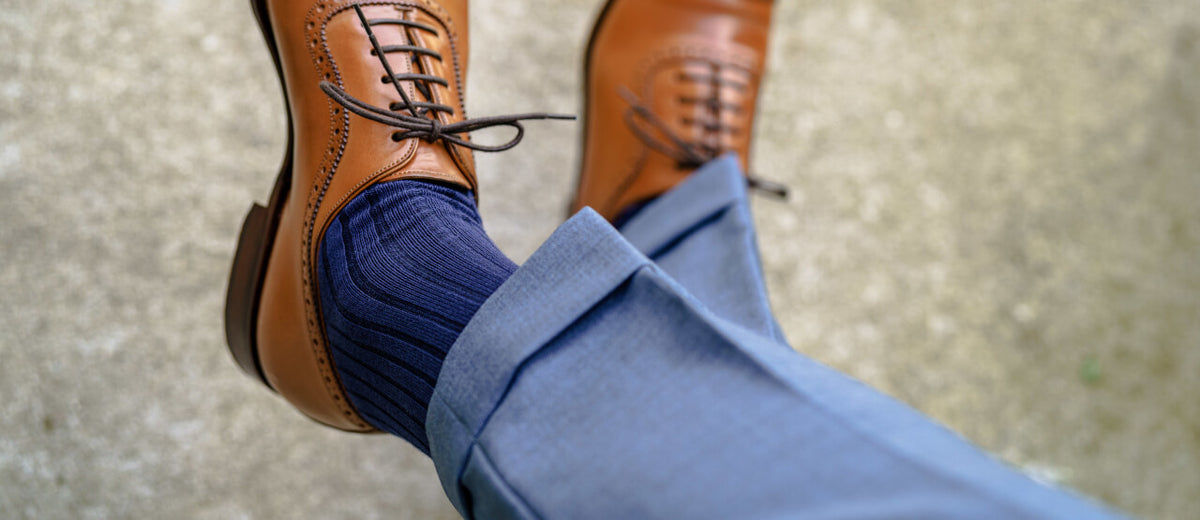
[319,5,573,152]
[620,73,788,198]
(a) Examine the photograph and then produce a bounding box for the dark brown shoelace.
[620,64,788,198]
[320,5,573,152]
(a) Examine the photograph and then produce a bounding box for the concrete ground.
[2,0,1197,518]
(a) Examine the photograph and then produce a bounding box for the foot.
[225,0,566,432]
[570,0,783,223]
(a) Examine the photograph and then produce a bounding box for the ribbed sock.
[317,180,516,453]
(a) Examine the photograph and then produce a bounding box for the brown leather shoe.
[571,0,785,222]
[224,0,566,431]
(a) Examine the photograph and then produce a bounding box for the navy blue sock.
[317,180,516,453]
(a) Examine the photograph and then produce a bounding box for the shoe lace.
[620,61,788,198]
[319,5,573,152]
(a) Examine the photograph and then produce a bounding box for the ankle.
[318,180,515,452]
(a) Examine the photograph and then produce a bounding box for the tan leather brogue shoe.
[571,0,785,222]
[225,0,566,431]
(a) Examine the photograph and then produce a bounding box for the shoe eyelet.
[391,132,402,142]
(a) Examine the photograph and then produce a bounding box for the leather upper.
[572,0,774,221]
[257,0,473,431]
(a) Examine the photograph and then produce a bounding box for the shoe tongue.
[322,5,477,190]
[372,8,445,114]
[373,7,475,188]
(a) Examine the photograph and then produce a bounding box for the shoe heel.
[226,0,291,389]
[225,202,272,386]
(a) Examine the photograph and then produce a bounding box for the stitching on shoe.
[300,0,373,429]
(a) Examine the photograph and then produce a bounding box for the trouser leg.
[426,195,1125,520]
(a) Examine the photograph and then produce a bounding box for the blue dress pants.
[426,156,1127,519]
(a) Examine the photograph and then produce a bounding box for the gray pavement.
[2,0,1198,518]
